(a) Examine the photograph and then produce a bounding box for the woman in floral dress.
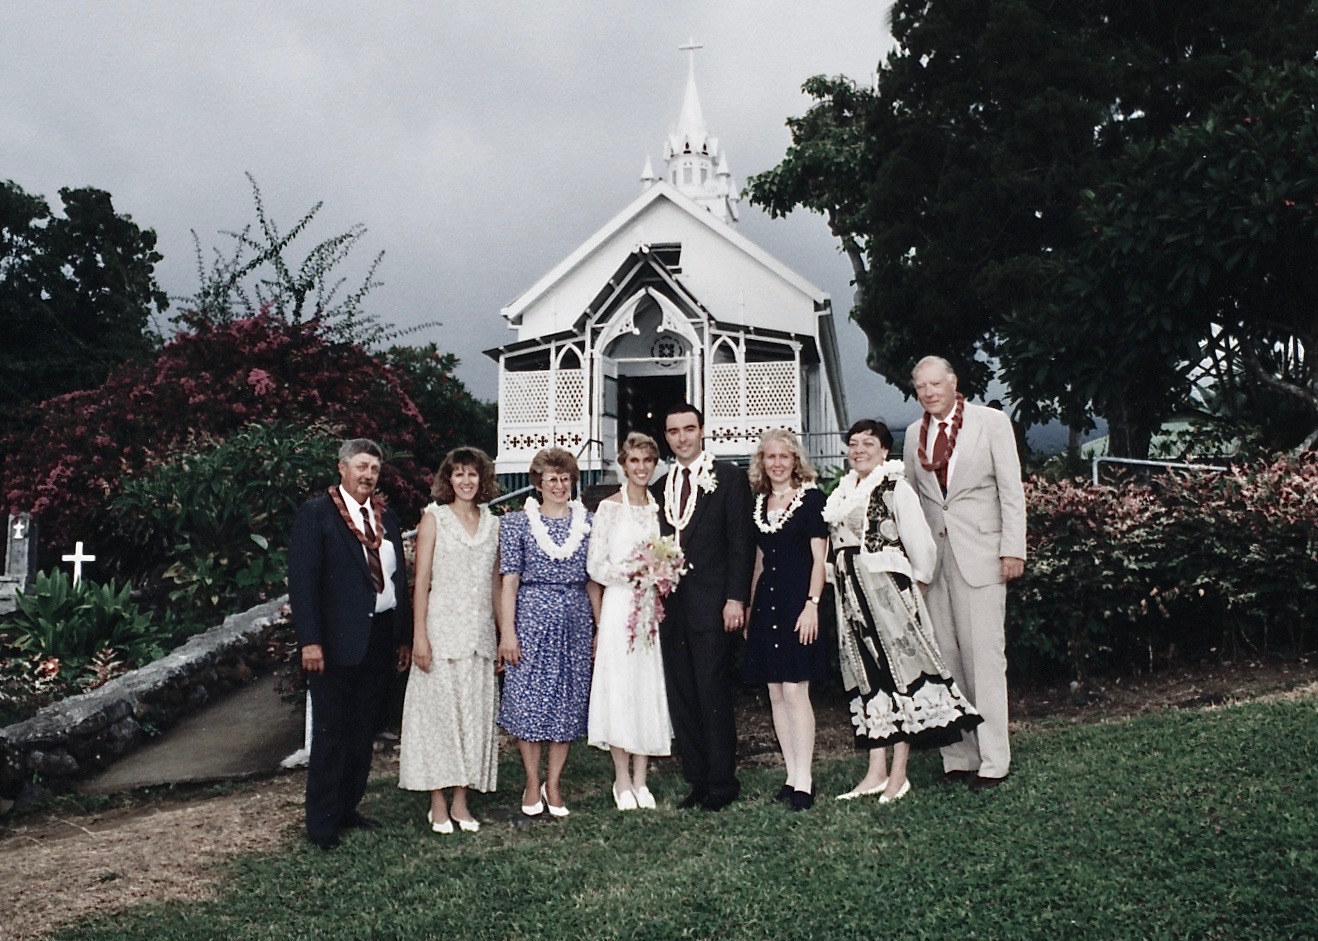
[498,447,600,818]
[826,419,981,804]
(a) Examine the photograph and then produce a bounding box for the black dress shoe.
[942,770,976,786]
[773,784,794,803]
[700,793,735,812]
[788,788,815,812]
[677,789,708,810]
[340,812,383,830]
[308,833,340,851]
[970,774,1008,791]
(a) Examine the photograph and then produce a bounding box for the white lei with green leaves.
[525,496,590,560]
[663,451,718,532]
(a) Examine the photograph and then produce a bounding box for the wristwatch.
[807,595,820,605]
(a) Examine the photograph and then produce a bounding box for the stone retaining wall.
[0,596,291,797]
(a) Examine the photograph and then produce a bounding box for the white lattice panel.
[746,362,798,416]
[708,363,741,418]
[556,369,585,421]
[500,371,550,424]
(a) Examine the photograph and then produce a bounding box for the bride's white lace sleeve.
[586,500,629,587]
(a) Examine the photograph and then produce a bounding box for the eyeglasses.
[541,475,573,487]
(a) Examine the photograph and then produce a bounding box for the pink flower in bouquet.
[621,534,688,651]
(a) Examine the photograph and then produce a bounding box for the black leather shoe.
[969,774,1008,791]
[340,812,383,830]
[788,788,815,812]
[678,789,708,810]
[700,793,735,812]
[773,784,794,803]
[942,770,976,786]
[308,833,340,851]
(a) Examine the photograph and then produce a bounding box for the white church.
[488,49,848,484]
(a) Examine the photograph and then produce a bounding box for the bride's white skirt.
[587,585,673,756]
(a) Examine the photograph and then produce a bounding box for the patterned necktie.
[360,508,386,594]
[679,467,693,518]
[933,421,951,494]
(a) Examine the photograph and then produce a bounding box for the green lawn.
[62,698,1317,941]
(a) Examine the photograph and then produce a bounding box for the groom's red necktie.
[933,421,951,494]
[679,467,693,519]
[360,509,386,594]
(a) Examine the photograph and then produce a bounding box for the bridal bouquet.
[621,534,688,652]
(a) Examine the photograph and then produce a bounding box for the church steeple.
[645,39,739,225]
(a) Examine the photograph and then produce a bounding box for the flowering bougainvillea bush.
[2,311,433,568]
[1013,454,1317,680]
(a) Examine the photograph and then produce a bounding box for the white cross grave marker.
[62,541,96,586]
[12,518,26,541]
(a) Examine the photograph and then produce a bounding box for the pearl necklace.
[754,483,815,534]
[663,452,718,532]
[525,496,590,561]
[822,462,905,526]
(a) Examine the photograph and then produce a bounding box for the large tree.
[747,0,1318,456]
[0,181,168,419]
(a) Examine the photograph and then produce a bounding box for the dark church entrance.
[617,374,687,456]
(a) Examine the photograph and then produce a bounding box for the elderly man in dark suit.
[654,403,754,811]
[289,438,411,849]
[904,357,1026,791]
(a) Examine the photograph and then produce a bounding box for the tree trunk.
[1104,395,1155,459]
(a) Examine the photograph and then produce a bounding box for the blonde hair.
[617,431,660,464]
[748,428,818,495]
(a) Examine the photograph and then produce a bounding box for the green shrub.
[110,421,340,630]
[1013,454,1317,680]
[7,570,169,670]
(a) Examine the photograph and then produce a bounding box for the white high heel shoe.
[633,786,657,810]
[543,784,570,817]
[613,785,638,811]
[453,816,481,832]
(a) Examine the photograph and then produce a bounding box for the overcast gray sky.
[3,2,924,427]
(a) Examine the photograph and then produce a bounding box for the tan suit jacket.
[904,403,1026,586]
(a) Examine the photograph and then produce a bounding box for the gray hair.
[338,438,384,463]
[912,355,956,380]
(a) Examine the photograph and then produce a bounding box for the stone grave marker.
[0,513,37,615]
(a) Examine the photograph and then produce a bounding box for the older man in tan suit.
[904,356,1026,790]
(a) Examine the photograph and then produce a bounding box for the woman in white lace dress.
[587,432,672,810]
[399,447,502,834]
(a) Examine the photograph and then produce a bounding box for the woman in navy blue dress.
[743,429,829,811]
[497,448,601,818]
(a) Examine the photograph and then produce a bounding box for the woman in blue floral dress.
[498,447,600,817]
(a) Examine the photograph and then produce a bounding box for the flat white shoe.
[455,816,480,832]
[426,810,454,834]
[634,786,657,810]
[613,785,638,811]
[879,780,911,804]
[836,781,888,801]
[543,784,570,818]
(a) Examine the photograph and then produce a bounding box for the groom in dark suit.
[654,404,753,811]
[289,438,411,849]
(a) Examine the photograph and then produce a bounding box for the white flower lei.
[663,451,718,532]
[754,482,817,534]
[822,461,905,526]
[524,496,591,560]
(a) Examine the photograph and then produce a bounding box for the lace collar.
[432,502,494,548]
